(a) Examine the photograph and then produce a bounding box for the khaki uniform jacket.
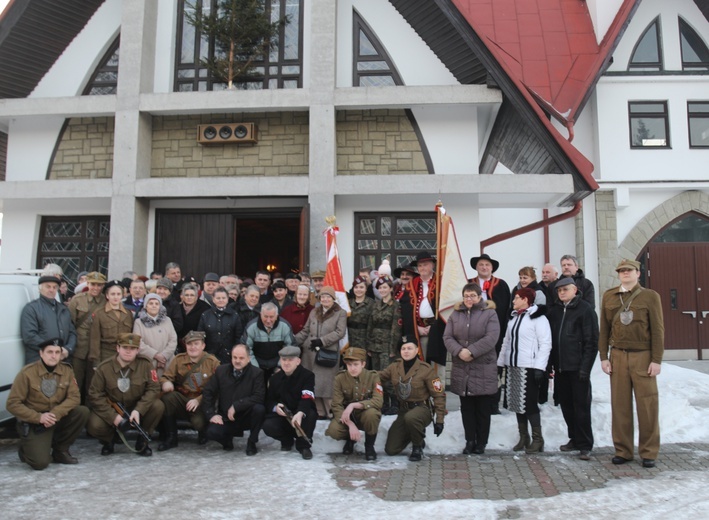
[599,284,665,364]
[68,292,106,360]
[160,352,220,401]
[88,303,134,362]
[366,298,402,355]
[379,358,446,424]
[7,361,80,424]
[88,355,160,425]
[331,369,383,421]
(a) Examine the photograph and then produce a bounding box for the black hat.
[393,263,419,278]
[203,272,220,283]
[284,273,302,281]
[411,251,436,267]
[38,337,63,350]
[104,279,124,293]
[38,275,60,286]
[470,253,500,273]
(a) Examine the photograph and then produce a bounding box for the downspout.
[481,201,582,253]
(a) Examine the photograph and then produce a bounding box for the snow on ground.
[1,363,708,519]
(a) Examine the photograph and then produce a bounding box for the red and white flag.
[323,219,351,351]
[436,204,469,323]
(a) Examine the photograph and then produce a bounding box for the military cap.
[86,271,107,284]
[342,347,367,362]
[311,270,326,279]
[117,333,141,348]
[183,330,206,344]
[615,259,641,272]
[278,345,301,358]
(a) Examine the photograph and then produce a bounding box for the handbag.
[314,347,338,368]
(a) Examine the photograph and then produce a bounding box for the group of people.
[10,250,664,471]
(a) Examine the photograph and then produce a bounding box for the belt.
[400,401,428,410]
[418,318,435,326]
[611,347,646,353]
[348,323,368,330]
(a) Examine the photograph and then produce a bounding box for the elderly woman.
[498,287,552,454]
[367,276,402,415]
[280,283,314,335]
[89,279,134,363]
[443,283,500,454]
[347,276,374,351]
[133,293,178,377]
[296,286,348,419]
[510,266,546,308]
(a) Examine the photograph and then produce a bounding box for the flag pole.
[435,201,443,319]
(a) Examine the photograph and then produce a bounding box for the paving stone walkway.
[330,443,709,504]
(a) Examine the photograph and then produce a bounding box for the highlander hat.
[470,253,500,273]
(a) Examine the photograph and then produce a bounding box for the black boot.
[364,433,377,461]
[158,416,178,452]
[100,442,114,456]
[135,436,152,457]
[463,441,475,455]
[409,445,423,462]
[342,439,355,455]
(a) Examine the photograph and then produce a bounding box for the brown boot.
[52,450,79,464]
[526,426,545,454]
[513,420,530,451]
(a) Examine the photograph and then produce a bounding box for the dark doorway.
[235,217,300,277]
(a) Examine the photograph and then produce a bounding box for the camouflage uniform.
[367,298,402,410]
[347,297,374,350]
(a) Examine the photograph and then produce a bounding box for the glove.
[117,418,132,432]
[578,371,590,382]
[533,369,545,384]
[433,423,444,436]
[310,338,323,349]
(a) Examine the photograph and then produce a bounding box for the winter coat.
[179,299,211,340]
[241,317,296,369]
[234,300,261,330]
[511,280,547,308]
[547,294,599,376]
[21,295,77,363]
[88,303,133,363]
[265,365,316,417]
[133,307,178,376]
[497,304,552,371]
[347,297,374,350]
[366,297,402,356]
[560,269,595,308]
[444,300,500,397]
[7,360,80,423]
[296,303,348,398]
[470,276,511,353]
[198,305,244,364]
[280,303,314,335]
[202,362,265,419]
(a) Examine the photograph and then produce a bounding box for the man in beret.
[547,278,599,460]
[599,259,664,469]
[7,339,89,470]
[262,346,317,459]
[87,332,164,456]
[158,330,220,451]
[68,271,107,400]
[326,347,383,461]
[21,276,77,364]
[284,273,302,299]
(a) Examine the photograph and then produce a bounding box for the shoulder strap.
[613,287,643,323]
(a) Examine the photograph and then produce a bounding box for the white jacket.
[497,304,552,371]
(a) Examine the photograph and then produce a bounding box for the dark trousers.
[262,412,317,451]
[206,404,265,445]
[459,394,495,448]
[556,371,593,450]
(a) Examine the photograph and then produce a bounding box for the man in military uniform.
[68,271,107,401]
[325,347,383,461]
[202,344,266,455]
[262,346,317,460]
[7,339,89,470]
[158,330,220,451]
[87,333,164,456]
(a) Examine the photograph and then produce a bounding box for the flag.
[323,218,351,351]
[436,204,469,323]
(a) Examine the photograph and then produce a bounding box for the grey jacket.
[21,295,77,363]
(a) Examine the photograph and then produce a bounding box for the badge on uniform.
[397,376,412,400]
[432,377,443,393]
[41,377,58,398]
[117,377,131,393]
[151,369,158,382]
[375,383,383,395]
[620,310,633,325]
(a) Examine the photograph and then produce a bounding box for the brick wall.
[48,117,114,179]
[336,109,429,175]
[151,112,309,177]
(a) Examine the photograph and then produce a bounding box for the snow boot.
[364,433,377,461]
[526,426,545,454]
[513,418,530,452]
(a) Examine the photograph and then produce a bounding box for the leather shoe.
[559,440,576,452]
[52,450,79,464]
[612,456,632,465]
[101,442,114,456]
[222,438,234,451]
[281,442,293,452]
[342,439,355,455]
[471,446,485,455]
[299,448,313,460]
[245,440,258,456]
[197,431,208,445]
[579,450,592,461]
[409,445,423,462]
[462,441,475,455]
[642,458,656,468]
[135,437,152,457]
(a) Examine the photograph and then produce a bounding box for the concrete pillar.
[307,0,338,270]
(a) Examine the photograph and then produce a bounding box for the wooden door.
[695,244,709,359]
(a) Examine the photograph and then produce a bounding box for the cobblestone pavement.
[330,443,709,505]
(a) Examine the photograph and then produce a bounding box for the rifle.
[108,399,152,445]
[283,406,312,447]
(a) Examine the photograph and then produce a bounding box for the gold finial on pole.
[325,216,336,227]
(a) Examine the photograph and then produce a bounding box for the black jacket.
[233,300,261,330]
[547,294,599,376]
[266,365,316,416]
[202,362,265,419]
[198,305,244,363]
[559,269,595,309]
[179,299,211,340]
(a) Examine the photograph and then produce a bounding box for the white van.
[0,273,40,424]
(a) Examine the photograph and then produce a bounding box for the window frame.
[679,17,709,71]
[352,11,403,87]
[628,17,663,72]
[628,100,671,149]
[688,101,709,148]
[83,36,120,96]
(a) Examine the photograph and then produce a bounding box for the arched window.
[652,212,709,243]
[83,37,120,95]
[174,0,302,92]
[352,11,402,86]
[679,17,709,71]
[628,17,662,71]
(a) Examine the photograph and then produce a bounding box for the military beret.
[183,330,206,344]
[342,347,367,362]
[117,333,141,348]
[104,279,124,293]
[279,345,301,358]
[38,337,63,350]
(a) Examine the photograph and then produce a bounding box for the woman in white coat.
[133,293,177,377]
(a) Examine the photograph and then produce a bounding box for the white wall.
[154,0,178,93]
[586,0,627,44]
[6,117,66,181]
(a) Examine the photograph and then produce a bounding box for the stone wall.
[48,117,114,179]
[151,112,309,177]
[336,109,429,175]
[595,190,619,294]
